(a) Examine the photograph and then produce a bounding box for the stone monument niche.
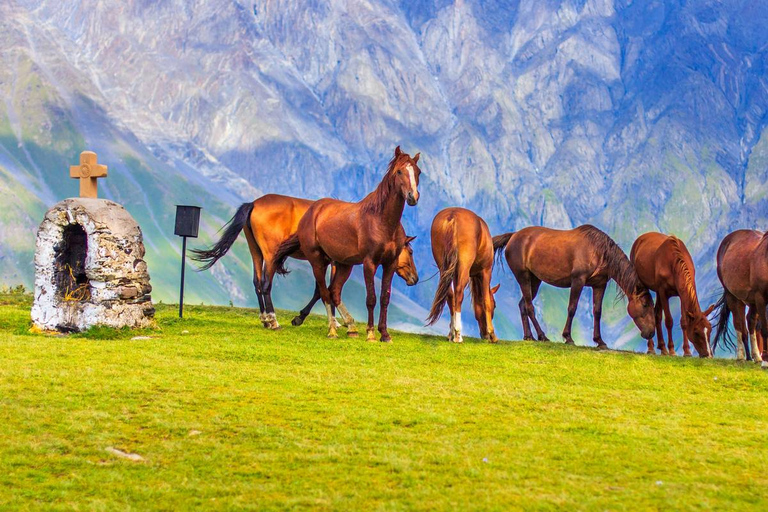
[31,151,154,332]
[53,224,91,302]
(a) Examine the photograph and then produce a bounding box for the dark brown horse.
[713,230,768,364]
[630,233,714,357]
[191,194,418,329]
[493,225,655,347]
[274,146,421,342]
[426,208,500,343]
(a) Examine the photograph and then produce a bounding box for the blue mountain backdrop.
[2,0,768,348]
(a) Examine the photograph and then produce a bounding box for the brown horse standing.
[191,194,418,329]
[713,230,768,363]
[274,146,421,342]
[493,225,656,347]
[426,208,500,343]
[630,233,714,357]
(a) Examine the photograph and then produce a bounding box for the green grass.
[1,294,768,510]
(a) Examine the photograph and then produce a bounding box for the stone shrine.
[31,151,154,332]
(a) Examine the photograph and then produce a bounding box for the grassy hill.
[1,292,767,510]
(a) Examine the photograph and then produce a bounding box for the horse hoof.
[380,336,392,343]
[564,340,575,345]
[523,336,534,341]
[646,350,655,355]
[683,352,692,358]
[669,350,677,356]
[291,316,304,326]
[539,336,550,342]
[596,343,609,351]
[347,331,359,338]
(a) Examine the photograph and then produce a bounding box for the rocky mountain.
[2,0,768,348]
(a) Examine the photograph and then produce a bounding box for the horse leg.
[447,287,456,341]
[330,263,358,337]
[562,275,586,345]
[292,281,321,326]
[475,269,497,342]
[752,300,766,363]
[244,227,267,326]
[681,310,692,357]
[728,295,747,361]
[518,298,533,341]
[377,263,396,342]
[591,284,607,349]
[660,293,675,355]
[528,277,549,341]
[451,265,471,344]
[655,296,667,355]
[363,260,378,342]
[260,263,281,330]
[308,258,336,338]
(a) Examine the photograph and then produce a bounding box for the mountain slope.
[2,0,768,346]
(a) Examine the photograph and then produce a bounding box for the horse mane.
[576,225,641,298]
[360,154,402,215]
[668,236,699,308]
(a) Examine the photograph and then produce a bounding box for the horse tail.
[426,219,459,326]
[273,233,301,276]
[492,232,514,267]
[190,202,254,271]
[712,290,735,352]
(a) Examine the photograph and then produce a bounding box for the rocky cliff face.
[2,0,767,346]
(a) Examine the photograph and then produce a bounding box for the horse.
[273,146,421,342]
[190,194,418,329]
[493,225,656,347]
[630,233,714,357]
[713,230,768,363]
[426,208,500,343]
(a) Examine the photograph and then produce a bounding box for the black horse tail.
[492,232,514,267]
[426,219,459,326]
[273,233,301,276]
[712,290,735,353]
[190,202,254,271]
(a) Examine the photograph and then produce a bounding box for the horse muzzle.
[406,192,419,206]
[406,275,419,286]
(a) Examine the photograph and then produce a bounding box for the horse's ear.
[394,146,402,157]
[405,235,417,244]
[413,152,420,163]
[704,304,715,316]
[491,283,501,295]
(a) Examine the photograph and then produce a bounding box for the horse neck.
[606,246,641,297]
[361,176,405,235]
[672,253,701,316]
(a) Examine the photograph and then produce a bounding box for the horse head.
[391,146,421,206]
[396,235,419,286]
[627,287,656,339]
[684,304,715,358]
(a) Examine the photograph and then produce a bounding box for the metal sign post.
[175,205,202,318]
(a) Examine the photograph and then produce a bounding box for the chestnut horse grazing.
[274,146,421,342]
[493,225,655,347]
[713,230,768,363]
[191,194,418,329]
[426,208,500,343]
[630,233,714,357]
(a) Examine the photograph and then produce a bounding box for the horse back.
[249,194,315,257]
[431,208,493,273]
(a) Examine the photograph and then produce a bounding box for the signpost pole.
[174,205,202,320]
[179,235,187,318]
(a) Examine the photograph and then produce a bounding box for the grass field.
[1,291,768,510]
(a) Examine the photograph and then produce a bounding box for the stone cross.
[70,151,108,199]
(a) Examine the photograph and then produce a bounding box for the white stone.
[31,198,154,332]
